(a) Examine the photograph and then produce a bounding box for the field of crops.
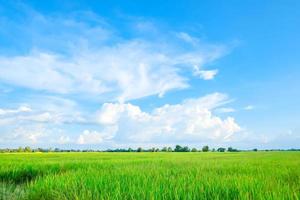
[0,152,299,200]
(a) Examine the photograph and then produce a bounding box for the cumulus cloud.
[96,93,241,144]
[77,126,118,145]
[0,93,242,146]
[77,130,104,145]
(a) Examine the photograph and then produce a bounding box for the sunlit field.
[0,152,299,200]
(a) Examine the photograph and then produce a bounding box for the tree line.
[0,145,299,153]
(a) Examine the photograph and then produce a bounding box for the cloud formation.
[96,93,241,144]
[0,93,242,146]
[0,6,242,148]
[0,10,226,102]
[0,96,84,126]
[0,105,32,116]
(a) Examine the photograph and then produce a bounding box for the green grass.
[0,152,299,200]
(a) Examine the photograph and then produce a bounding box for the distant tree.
[217,147,226,152]
[175,145,183,152]
[24,146,32,152]
[202,145,209,152]
[137,147,143,152]
[182,146,190,152]
[155,148,160,152]
[191,148,197,152]
[253,148,258,152]
[161,147,168,152]
[227,147,239,152]
[167,147,173,152]
[128,148,133,152]
[17,147,24,152]
[150,147,156,152]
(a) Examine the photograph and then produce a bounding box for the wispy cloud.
[0,96,85,126]
[244,105,254,110]
[193,67,219,80]
[0,105,32,116]
[0,9,227,102]
[215,107,236,113]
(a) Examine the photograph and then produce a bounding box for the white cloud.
[0,93,243,146]
[19,112,53,123]
[244,105,254,110]
[0,40,223,101]
[193,65,219,80]
[58,135,71,144]
[77,130,104,144]
[10,125,47,144]
[0,8,242,147]
[0,96,86,127]
[0,124,73,146]
[0,11,227,102]
[96,93,241,144]
[77,126,118,145]
[215,107,236,113]
[0,105,32,116]
[177,32,200,45]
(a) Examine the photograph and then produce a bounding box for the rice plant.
[0,152,299,200]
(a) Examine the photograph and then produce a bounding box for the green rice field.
[0,152,299,200]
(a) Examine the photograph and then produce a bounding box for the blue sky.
[0,0,299,149]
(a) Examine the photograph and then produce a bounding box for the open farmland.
[0,152,299,200]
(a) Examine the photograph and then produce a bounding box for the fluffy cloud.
[5,125,48,144]
[77,130,103,145]
[0,10,226,102]
[96,93,241,144]
[0,93,242,146]
[77,126,118,145]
